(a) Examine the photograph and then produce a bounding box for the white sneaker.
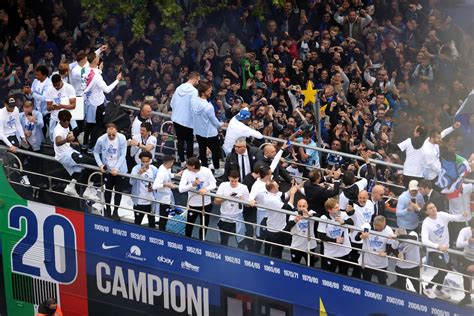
[21,175,31,187]
[180,161,187,168]
[83,186,99,201]
[64,183,79,197]
[434,288,450,300]
[214,168,225,178]
[423,287,437,299]
[91,203,103,215]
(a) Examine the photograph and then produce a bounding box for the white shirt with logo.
[349,200,375,243]
[318,212,352,258]
[137,167,155,205]
[422,212,465,254]
[45,82,76,120]
[131,134,157,164]
[360,226,398,269]
[105,137,119,169]
[0,107,24,147]
[216,182,249,222]
[290,210,317,250]
[53,123,74,160]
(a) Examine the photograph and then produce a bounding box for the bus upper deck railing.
[1,148,472,300]
[118,103,474,185]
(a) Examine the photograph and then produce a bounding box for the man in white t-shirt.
[421,202,468,300]
[131,103,153,138]
[179,157,217,239]
[249,165,273,255]
[287,199,317,266]
[398,125,426,188]
[318,198,354,276]
[215,170,250,246]
[0,97,26,153]
[130,151,158,228]
[45,74,77,142]
[153,155,181,231]
[357,216,398,285]
[455,223,474,306]
[53,110,97,200]
[345,190,375,279]
[0,97,30,185]
[129,122,157,164]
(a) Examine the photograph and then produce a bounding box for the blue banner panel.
[84,214,471,316]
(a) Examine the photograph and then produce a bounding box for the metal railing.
[118,104,474,187]
[1,148,472,301]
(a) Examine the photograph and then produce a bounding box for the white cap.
[408,231,419,239]
[408,180,419,191]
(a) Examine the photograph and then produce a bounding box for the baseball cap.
[7,97,15,107]
[408,180,419,191]
[236,108,251,121]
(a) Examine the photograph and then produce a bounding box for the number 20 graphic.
[8,206,77,284]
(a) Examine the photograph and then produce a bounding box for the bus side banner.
[84,214,471,316]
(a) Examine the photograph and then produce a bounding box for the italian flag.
[0,167,88,316]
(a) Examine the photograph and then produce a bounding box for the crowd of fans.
[0,0,473,306]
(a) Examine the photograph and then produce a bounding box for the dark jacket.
[255,150,292,183]
[372,199,386,219]
[223,145,260,179]
[304,180,341,217]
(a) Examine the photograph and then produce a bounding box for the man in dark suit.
[223,137,260,180]
[304,169,341,218]
[371,184,387,218]
[419,180,447,212]
[255,144,292,183]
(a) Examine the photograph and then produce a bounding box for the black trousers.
[291,248,317,266]
[186,204,212,240]
[349,242,363,278]
[103,174,125,217]
[458,257,473,298]
[218,220,236,246]
[265,230,287,259]
[255,218,271,256]
[83,122,94,147]
[426,252,449,290]
[363,267,388,285]
[241,206,257,251]
[395,265,420,292]
[195,135,221,169]
[71,152,96,194]
[134,204,155,228]
[158,203,171,231]
[322,253,351,276]
[173,122,194,162]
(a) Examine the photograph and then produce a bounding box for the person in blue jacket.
[191,81,225,177]
[94,123,128,220]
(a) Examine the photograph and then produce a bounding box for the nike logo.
[101,243,120,250]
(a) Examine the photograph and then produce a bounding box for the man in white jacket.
[82,53,122,149]
[222,107,263,155]
[171,71,199,165]
[421,122,460,182]
[421,201,468,300]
